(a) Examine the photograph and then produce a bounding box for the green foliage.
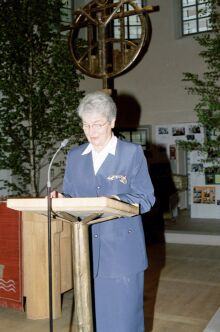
[0,0,85,197]
[180,0,220,163]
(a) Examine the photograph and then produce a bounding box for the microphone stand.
[47,184,53,332]
[47,139,69,332]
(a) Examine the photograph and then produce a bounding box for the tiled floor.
[1,209,220,332]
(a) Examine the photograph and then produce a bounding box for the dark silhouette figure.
[113,93,179,332]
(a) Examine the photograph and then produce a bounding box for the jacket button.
[128,229,132,233]
[94,234,98,238]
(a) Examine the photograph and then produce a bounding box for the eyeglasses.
[82,121,109,131]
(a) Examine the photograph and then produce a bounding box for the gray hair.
[77,91,117,122]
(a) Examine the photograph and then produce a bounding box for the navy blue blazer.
[63,139,155,278]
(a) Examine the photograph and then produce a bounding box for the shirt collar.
[82,134,117,155]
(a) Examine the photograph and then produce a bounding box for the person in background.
[54,91,155,332]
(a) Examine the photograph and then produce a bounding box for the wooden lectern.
[7,197,139,330]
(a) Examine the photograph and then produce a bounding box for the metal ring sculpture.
[68,0,153,87]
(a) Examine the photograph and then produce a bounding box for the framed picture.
[115,125,151,151]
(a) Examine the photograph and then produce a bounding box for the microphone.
[60,138,69,148]
[47,138,69,188]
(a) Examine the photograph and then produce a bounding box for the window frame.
[61,0,74,25]
[113,0,144,40]
[181,0,213,36]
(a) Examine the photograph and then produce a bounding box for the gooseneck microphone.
[47,138,69,188]
[47,138,69,332]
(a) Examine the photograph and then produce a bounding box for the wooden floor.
[1,211,220,332]
[145,242,220,332]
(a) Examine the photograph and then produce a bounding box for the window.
[61,0,73,24]
[115,126,151,151]
[181,0,212,35]
[113,0,144,40]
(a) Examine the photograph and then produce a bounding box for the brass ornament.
[68,0,158,88]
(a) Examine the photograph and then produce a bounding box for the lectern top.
[7,197,139,219]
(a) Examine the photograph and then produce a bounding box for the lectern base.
[22,212,73,319]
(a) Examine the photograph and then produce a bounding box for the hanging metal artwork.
[67,0,158,88]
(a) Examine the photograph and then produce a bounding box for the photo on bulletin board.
[169,145,176,160]
[191,163,203,172]
[187,134,195,141]
[172,127,185,136]
[193,186,215,204]
[158,127,169,135]
[215,174,220,184]
[205,167,220,185]
[188,125,201,134]
[205,174,215,184]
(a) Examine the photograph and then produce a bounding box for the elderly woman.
[61,91,155,331]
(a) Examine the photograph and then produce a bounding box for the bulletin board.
[155,122,220,219]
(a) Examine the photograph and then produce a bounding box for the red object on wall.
[0,202,23,311]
